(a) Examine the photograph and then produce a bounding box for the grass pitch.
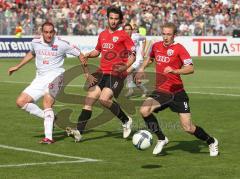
[0,57,239,178]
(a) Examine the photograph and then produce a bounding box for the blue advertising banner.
[0,38,33,58]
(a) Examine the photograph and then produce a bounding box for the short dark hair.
[162,22,178,34]
[107,6,123,23]
[123,23,132,30]
[41,21,55,31]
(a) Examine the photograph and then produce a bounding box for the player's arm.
[164,46,194,75]
[8,52,34,75]
[84,50,100,58]
[164,64,194,75]
[79,53,97,85]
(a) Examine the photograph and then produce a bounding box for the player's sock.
[22,103,44,119]
[44,108,54,140]
[77,109,92,134]
[143,113,165,140]
[193,126,215,145]
[109,101,129,124]
[138,83,148,94]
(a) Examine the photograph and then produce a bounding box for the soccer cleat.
[209,138,219,157]
[66,127,82,142]
[153,137,169,155]
[39,138,55,144]
[122,117,132,138]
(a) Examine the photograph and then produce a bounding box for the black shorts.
[89,72,125,98]
[149,90,191,113]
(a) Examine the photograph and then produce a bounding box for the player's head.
[41,21,55,44]
[161,22,177,46]
[107,6,123,31]
[123,23,133,36]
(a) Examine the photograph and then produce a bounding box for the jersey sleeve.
[179,45,193,66]
[64,43,81,56]
[29,41,35,54]
[95,33,102,52]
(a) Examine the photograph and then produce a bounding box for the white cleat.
[66,127,82,143]
[209,138,219,157]
[153,137,169,155]
[122,117,132,138]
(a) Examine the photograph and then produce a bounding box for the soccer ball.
[132,130,153,150]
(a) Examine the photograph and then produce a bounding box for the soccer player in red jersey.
[135,22,219,156]
[66,6,136,142]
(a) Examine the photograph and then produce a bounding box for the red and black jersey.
[95,29,135,76]
[150,41,193,93]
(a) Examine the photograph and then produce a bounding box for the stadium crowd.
[0,0,240,36]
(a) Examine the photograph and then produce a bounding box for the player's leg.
[66,85,102,142]
[39,93,55,144]
[140,91,173,155]
[77,86,101,133]
[16,92,44,119]
[140,97,167,143]
[125,66,135,97]
[99,87,132,138]
[178,113,219,156]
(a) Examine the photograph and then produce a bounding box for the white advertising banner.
[1,36,240,58]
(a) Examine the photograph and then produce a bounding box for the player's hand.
[164,66,175,74]
[8,66,19,75]
[80,54,88,65]
[86,74,97,86]
[134,71,146,85]
[112,63,128,73]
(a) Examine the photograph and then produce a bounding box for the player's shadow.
[165,140,208,154]
[141,164,162,169]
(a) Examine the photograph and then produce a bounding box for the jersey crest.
[167,49,174,56]
[113,36,119,42]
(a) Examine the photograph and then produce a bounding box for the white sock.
[22,103,44,119]
[138,83,148,93]
[44,108,54,140]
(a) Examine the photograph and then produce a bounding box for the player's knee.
[16,98,26,108]
[181,124,193,133]
[140,106,151,117]
[99,98,110,107]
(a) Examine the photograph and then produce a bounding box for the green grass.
[0,57,240,178]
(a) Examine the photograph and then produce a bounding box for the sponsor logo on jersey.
[52,44,58,51]
[102,43,114,49]
[167,49,174,56]
[113,36,119,42]
[156,55,170,63]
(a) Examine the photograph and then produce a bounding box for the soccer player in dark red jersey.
[66,6,136,142]
[135,22,219,156]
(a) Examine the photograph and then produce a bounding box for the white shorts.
[23,70,64,101]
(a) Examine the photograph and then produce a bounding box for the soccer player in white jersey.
[123,24,148,97]
[8,22,86,144]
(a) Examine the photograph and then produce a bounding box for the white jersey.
[30,36,81,73]
[131,33,146,69]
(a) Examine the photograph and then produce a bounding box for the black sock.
[77,109,92,134]
[109,101,129,124]
[143,113,165,140]
[193,126,215,145]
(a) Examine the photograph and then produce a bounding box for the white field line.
[2,80,240,89]
[188,91,240,97]
[1,80,240,97]
[0,160,95,168]
[0,144,100,162]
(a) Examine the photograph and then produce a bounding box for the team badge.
[113,36,119,42]
[167,49,174,56]
[52,44,58,51]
